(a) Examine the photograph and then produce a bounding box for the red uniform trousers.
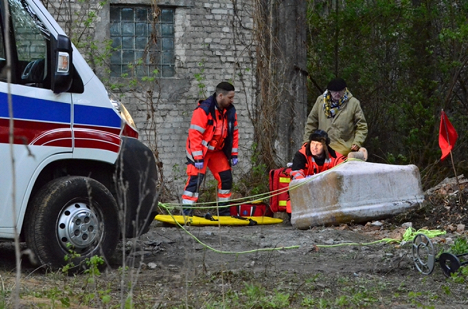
[181,150,232,214]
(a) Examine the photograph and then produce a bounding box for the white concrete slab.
[289,160,425,229]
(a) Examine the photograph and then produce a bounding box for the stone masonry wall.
[43,0,256,201]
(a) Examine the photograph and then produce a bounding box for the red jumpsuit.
[181,94,239,213]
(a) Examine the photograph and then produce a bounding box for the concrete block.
[289,161,425,229]
[212,9,228,14]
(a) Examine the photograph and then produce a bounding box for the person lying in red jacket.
[287,130,347,214]
[290,129,347,181]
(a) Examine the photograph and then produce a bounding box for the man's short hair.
[216,82,235,94]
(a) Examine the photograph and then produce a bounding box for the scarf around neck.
[323,89,350,118]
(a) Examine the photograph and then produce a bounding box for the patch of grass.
[240,282,290,308]
[448,236,468,255]
[7,260,468,308]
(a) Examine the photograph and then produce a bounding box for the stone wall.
[43,0,256,200]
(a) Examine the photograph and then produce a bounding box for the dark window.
[7,0,49,87]
[110,6,175,78]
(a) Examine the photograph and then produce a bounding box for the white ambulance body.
[0,0,158,268]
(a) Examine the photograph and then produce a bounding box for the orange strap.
[286,199,291,213]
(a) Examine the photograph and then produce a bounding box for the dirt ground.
[1,176,468,308]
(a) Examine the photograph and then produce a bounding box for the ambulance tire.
[24,176,120,272]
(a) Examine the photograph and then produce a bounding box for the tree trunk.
[274,0,307,163]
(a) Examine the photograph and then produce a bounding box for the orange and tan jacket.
[185,94,239,163]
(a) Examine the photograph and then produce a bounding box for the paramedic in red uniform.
[287,129,346,213]
[181,82,239,216]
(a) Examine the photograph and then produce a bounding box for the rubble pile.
[385,175,468,232]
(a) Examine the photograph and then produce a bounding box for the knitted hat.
[309,129,330,145]
[327,78,347,91]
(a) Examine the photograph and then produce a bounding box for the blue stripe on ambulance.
[0,92,70,123]
[74,104,121,128]
[0,93,121,129]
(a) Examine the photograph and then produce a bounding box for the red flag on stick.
[439,110,458,161]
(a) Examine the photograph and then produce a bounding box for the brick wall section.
[153,0,256,198]
[44,0,256,200]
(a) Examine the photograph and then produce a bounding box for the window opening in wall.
[110,6,175,78]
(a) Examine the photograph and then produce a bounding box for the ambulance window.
[9,0,50,87]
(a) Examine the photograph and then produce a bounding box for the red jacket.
[186,94,239,163]
[290,143,346,180]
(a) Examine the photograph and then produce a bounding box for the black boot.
[217,202,231,216]
[182,207,193,216]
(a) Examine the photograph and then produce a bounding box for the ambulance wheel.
[24,176,119,271]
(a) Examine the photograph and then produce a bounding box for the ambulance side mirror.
[51,34,73,94]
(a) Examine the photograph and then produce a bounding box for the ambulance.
[0,0,158,268]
